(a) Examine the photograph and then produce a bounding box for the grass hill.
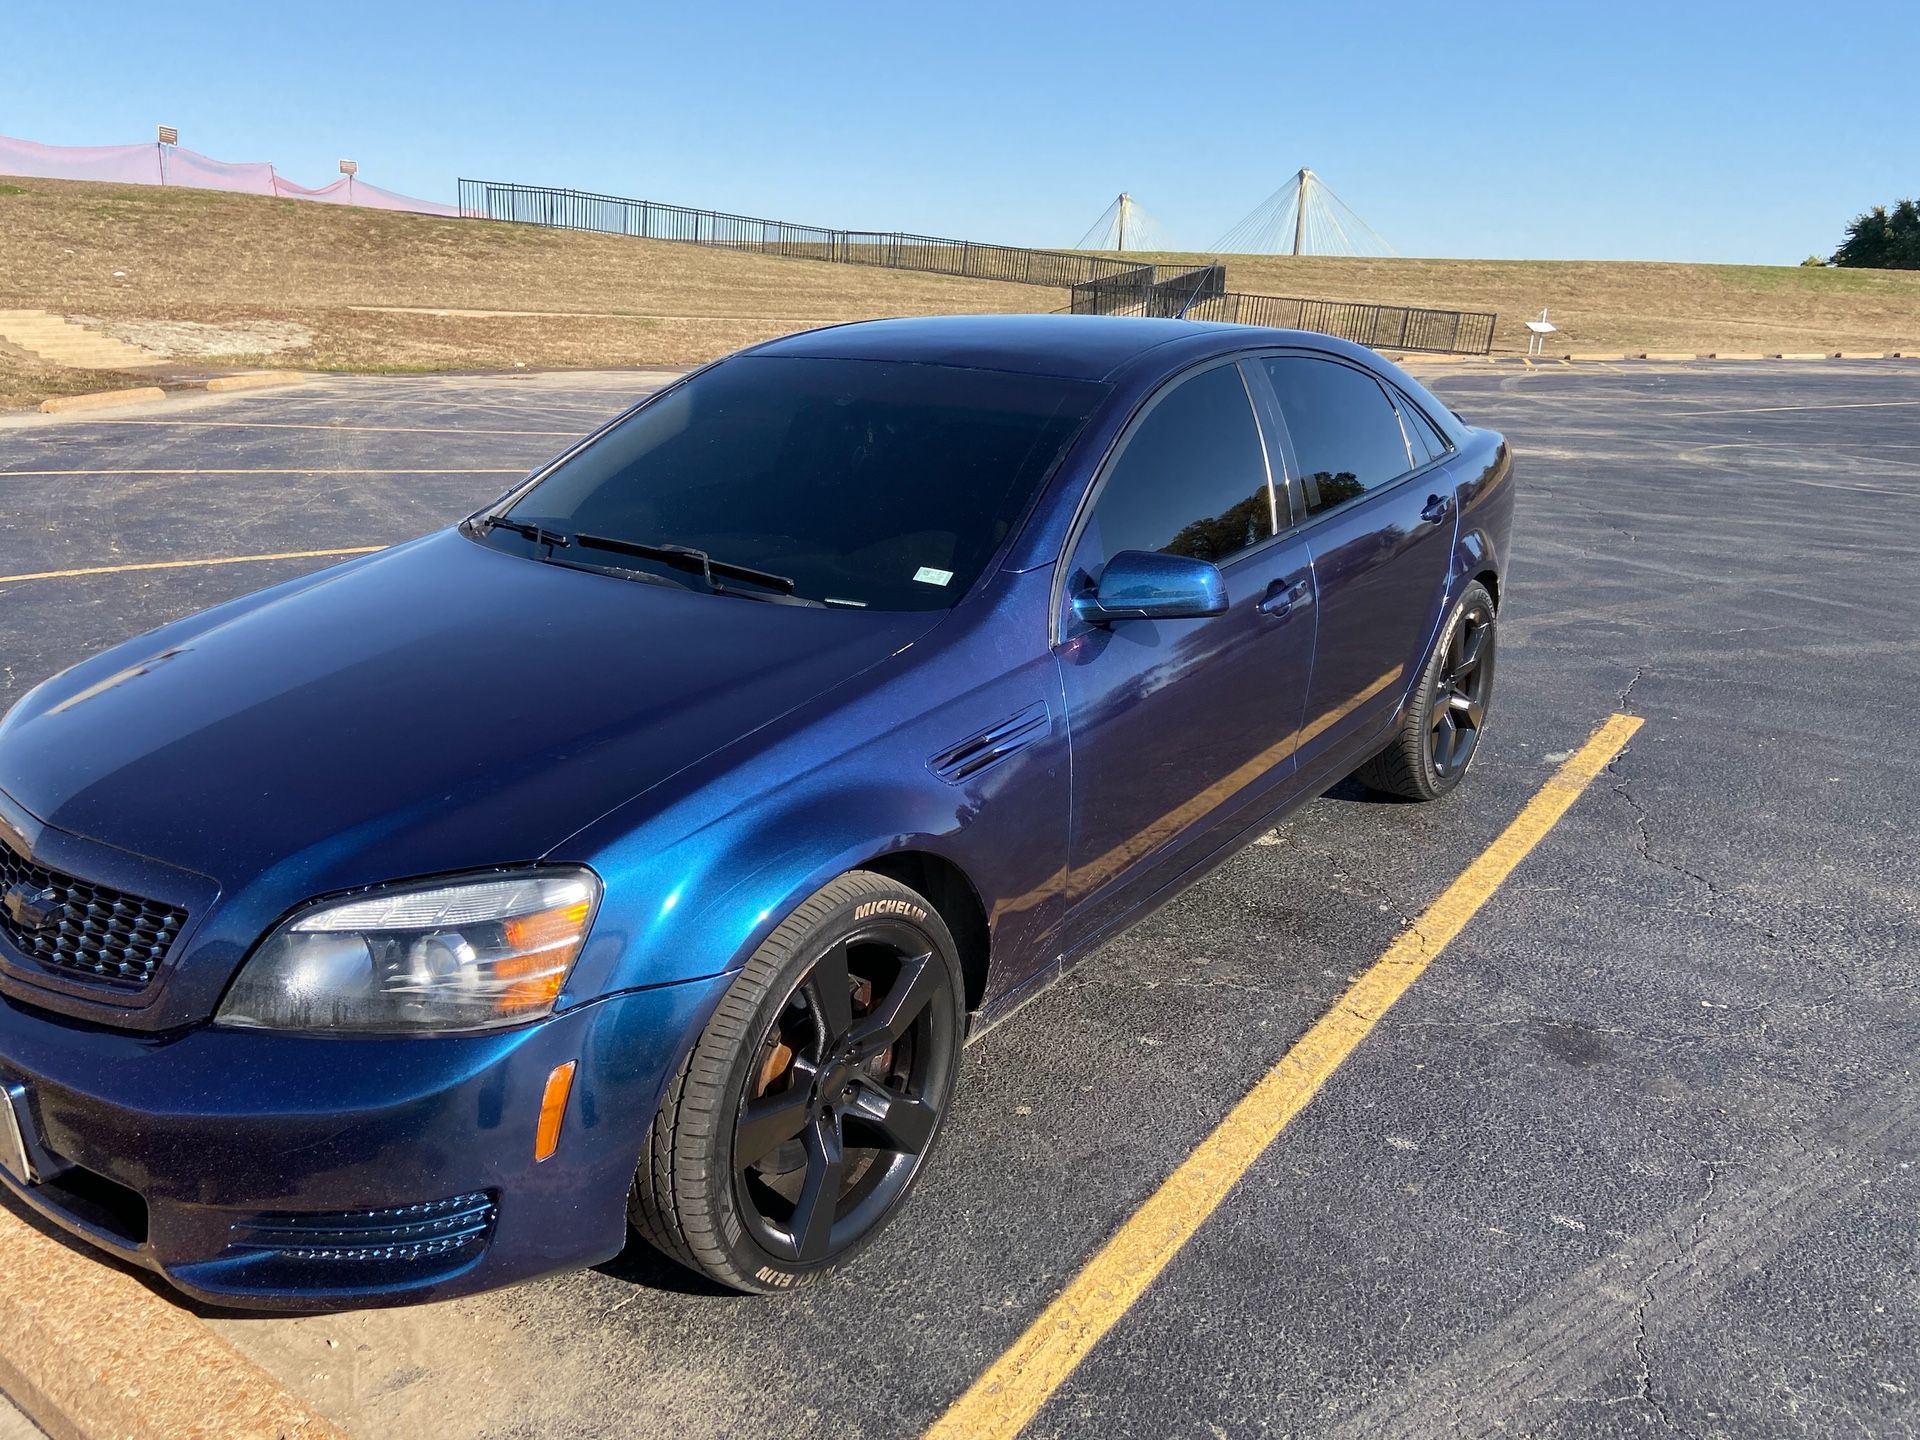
[1115,251,1920,357]
[3,177,1917,408]
[0,178,1041,407]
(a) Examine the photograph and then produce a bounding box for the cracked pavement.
[0,361,1915,1437]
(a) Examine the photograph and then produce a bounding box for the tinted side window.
[1393,387,1450,464]
[1086,364,1272,565]
[1261,357,1415,517]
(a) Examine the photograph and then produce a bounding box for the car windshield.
[487,356,1109,611]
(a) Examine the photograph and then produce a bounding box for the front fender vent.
[929,702,1051,784]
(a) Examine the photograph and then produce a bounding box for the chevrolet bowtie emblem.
[1,882,63,933]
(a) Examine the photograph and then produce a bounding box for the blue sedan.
[0,316,1511,1307]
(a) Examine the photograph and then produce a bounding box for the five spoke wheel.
[1430,598,1493,779]
[630,872,963,1292]
[733,927,955,1266]
[1353,579,1498,801]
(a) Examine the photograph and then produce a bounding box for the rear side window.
[1084,364,1273,565]
[1261,356,1415,517]
[1393,388,1450,465]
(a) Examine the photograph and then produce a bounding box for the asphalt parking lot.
[2,358,1917,1439]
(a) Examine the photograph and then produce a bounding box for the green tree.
[1165,490,1269,561]
[1831,198,1920,269]
[1896,199,1920,267]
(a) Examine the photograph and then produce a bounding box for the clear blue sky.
[6,0,1913,264]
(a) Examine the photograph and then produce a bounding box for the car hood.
[0,530,938,893]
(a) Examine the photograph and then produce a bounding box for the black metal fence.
[1071,278,1498,355]
[457,179,1498,354]
[1069,263,1228,318]
[457,179,1145,289]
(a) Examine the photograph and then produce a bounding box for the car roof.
[747,313,1366,383]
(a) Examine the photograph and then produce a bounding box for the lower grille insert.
[228,1191,499,1266]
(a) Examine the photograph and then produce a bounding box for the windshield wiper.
[574,534,798,597]
[478,520,816,602]
[478,515,572,548]
[535,553,678,590]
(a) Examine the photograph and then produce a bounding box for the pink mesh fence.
[0,134,459,217]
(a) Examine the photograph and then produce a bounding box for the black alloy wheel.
[732,923,954,1265]
[1430,596,1494,779]
[630,871,964,1293]
[1354,579,1498,801]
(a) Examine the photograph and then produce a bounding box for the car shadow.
[0,1182,240,1317]
[1320,776,1413,804]
[592,1240,738,1298]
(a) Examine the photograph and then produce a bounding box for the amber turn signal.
[535,1061,577,1162]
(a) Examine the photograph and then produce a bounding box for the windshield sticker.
[913,567,954,587]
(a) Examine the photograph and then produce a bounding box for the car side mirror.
[1074,550,1228,626]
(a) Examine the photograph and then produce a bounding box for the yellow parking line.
[0,547,385,586]
[0,468,523,477]
[925,712,1645,1440]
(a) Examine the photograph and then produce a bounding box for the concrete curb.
[36,386,166,416]
[0,1205,346,1440]
[203,371,310,394]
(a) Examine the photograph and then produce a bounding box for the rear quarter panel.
[1449,427,1515,607]
[1373,359,1513,604]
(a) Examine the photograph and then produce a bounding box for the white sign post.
[1524,307,1558,357]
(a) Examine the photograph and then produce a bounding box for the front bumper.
[0,973,728,1311]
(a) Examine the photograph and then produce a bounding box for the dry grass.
[0,178,1047,400]
[1115,251,1920,354]
[3,178,1917,413]
[0,350,156,412]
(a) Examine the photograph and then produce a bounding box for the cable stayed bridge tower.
[1212,168,1394,256]
[1074,192,1171,253]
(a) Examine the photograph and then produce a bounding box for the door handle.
[1258,576,1312,619]
[1421,493,1452,525]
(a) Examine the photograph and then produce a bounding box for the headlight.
[216,870,601,1034]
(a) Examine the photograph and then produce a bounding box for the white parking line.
[1662,399,1920,417]
[57,419,583,437]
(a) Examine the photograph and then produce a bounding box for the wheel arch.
[1452,519,1502,611]
[858,849,992,1015]
[570,768,1005,1013]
